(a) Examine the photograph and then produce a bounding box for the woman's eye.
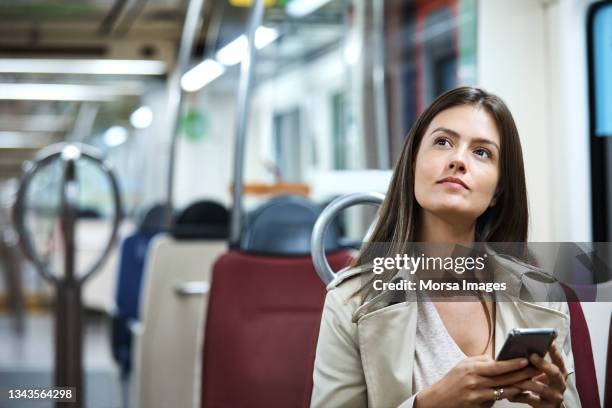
[474,148,491,159]
[435,137,450,147]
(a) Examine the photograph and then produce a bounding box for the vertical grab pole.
[165,0,208,226]
[372,0,390,169]
[55,157,83,408]
[13,143,122,408]
[229,0,265,246]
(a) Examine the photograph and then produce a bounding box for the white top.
[413,296,467,393]
[412,298,524,407]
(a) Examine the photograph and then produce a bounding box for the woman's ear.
[489,187,502,207]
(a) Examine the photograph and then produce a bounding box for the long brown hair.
[351,86,529,353]
[354,87,527,261]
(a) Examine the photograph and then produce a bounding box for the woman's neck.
[418,210,475,243]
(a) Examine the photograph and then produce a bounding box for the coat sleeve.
[557,301,582,408]
[310,286,368,408]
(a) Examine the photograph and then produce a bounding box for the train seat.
[560,283,601,408]
[111,204,167,375]
[134,200,229,408]
[200,196,353,408]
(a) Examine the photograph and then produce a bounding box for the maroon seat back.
[561,284,601,407]
[200,250,352,408]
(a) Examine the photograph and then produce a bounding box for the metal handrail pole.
[229,0,265,246]
[12,143,122,408]
[165,0,208,227]
[311,192,385,284]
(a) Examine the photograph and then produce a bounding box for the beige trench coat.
[310,252,582,408]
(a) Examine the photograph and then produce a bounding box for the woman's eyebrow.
[431,127,499,151]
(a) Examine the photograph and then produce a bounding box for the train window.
[242,0,360,205]
[588,1,612,241]
[331,92,348,170]
[273,108,302,182]
[384,0,477,162]
[592,2,612,137]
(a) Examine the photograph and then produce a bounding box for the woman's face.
[413,104,501,223]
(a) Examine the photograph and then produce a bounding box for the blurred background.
[0,0,610,407]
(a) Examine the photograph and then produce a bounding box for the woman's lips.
[437,176,469,189]
[439,180,468,189]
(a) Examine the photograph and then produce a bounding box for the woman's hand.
[414,355,541,408]
[508,343,568,407]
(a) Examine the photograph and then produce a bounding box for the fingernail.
[530,353,540,362]
[519,358,528,366]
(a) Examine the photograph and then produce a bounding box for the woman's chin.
[428,205,478,221]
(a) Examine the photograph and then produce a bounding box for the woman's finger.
[514,379,564,403]
[509,391,540,406]
[533,372,549,385]
[471,386,523,404]
[529,353,565,391]
[548,342,568,377]
[474,357,529,376]
[479,367,540,388]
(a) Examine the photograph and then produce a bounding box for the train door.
[587,1,612,405]
[383,0,477,161]
[589,1,612,242]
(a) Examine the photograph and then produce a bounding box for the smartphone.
[496,328,557,362]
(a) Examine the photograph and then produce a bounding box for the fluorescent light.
[0,114,72,132]
[215,26,279,66]
[130,106,153,129]
[254,26,279,49]
[0,131,60,148]
[0,83,142,101]
[344,35,361,65]
[286,0,332,17]
[61,145,82,161]
[216,38,245,66]
[180,59,226,92]
[0,59,167,75]
[104,126,128,147]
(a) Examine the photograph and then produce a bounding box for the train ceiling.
[0,0,345,181]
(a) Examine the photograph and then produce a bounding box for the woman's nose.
[448,159,466,172]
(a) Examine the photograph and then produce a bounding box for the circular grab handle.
[13,143,122,284]
[311,192,385,285]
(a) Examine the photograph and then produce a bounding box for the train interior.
[0,0,611,407]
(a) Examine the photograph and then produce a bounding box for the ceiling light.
[215,26,279,66]
[286,0,332,18]
[61,145,82,161]
[180,59,226,92]
[344,35,361,65]
[130,106,154,129]
[0,59,167,75]
[0,83,142,101]
[103,126,128,147]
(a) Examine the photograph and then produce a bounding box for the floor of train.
[0,310,123,408]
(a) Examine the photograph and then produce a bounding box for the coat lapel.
[492,250,571,356]
[357,300,418,407]
[495,296,570,358]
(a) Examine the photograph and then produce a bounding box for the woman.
[311,87,580,407]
